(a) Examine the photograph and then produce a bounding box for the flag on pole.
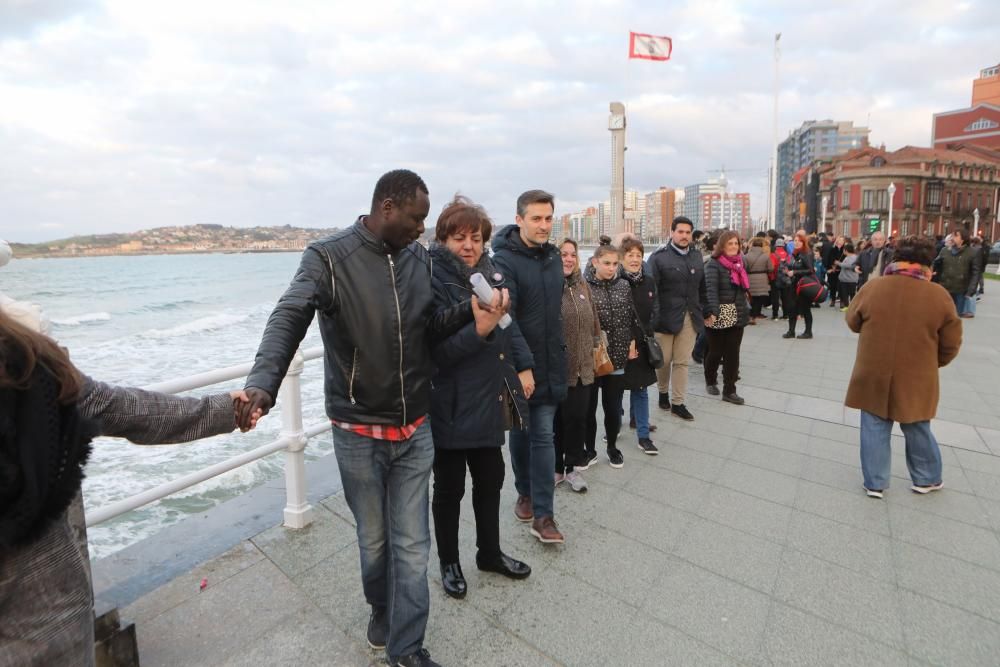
[628,32,672,61]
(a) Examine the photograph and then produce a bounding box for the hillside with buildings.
[10,224,342,258]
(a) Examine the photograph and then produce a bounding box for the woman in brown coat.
[844,236,963,498]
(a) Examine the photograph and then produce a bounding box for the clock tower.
[609,102,626,237]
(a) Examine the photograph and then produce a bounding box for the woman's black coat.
[704,257,750,328]
[621,268,657,390]
[428,244,531,450]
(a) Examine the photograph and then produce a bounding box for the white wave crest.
[52,312,112,326]
[143,313,250,339]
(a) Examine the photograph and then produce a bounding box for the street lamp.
[973,208,980,237]
[886,182,896,240]
[821,194,829,234]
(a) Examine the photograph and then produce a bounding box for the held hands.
[704,314,717,328]
[627,340,639,360]
[472,288,510,338]
[235,387,273,432]
[518,369,535,400]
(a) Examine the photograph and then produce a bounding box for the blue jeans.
[509,402,557,518]
[630,387,651,439]
[333,420,434,663]
[950,292,968,315]
[859,410,942,491]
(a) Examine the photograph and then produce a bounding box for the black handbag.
[629,299,664,369]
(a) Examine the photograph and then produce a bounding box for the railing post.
[279,349,314,528]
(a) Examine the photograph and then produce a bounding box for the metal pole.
[279,349,314,528]
[973,208,980,237]
[769,33,781,231]
[821,195,828,233]
[887,182,895,240]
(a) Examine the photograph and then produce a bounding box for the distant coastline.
[13,248,309,260]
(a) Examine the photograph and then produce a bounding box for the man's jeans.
[630,387,651,439]
[859,410,942,491]
[333,420,434,662]
[509,402,557,518]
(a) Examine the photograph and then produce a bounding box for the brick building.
[795,144,1000,240]
[932,64,1000,151]
[645,187,676,243]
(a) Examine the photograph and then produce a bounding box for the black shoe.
[477,552,531,580]
[797,332,813,339]
[607,448,625,468]
[628,416,636,429]
[579,450,599,470]
[395,649,441,667]
[782,331,795,339]
[637,438,659,455]
[771,315,779,320]
[671,404,695,421]
[722,392,745,405]
[658,392,671,410]
[367,607,387,650]
[440,562,466,599]
[706,384,720,396]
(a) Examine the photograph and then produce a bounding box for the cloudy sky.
[1,0,997,242]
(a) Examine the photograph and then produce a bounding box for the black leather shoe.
[797,332,813,339]
[722,392,745,405]
[440,562,467,599]
[782,331,795,339]
[477,552,531,580]
[706,384,720,396]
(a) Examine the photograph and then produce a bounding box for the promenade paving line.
[116,296,1000,665]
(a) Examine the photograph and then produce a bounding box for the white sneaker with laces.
[565,469,588,493]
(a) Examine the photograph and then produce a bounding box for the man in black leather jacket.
[237,170,501,667]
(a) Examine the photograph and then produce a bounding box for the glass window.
[904,186,913,207]
[862,189,874,209]
[945,191,952,209]
[842,188,850,208]
[926,183,941,207]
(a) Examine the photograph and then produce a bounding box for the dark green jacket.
[936,245,981,296]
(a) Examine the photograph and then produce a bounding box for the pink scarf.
[717,253,749,290]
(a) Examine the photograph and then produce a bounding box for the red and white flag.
[628,31,672,61]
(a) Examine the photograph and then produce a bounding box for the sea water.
[2,253,328,559]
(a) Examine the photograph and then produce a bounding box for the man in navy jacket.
[491,190,568,545]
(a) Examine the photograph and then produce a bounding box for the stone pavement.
[121,294,1000,666]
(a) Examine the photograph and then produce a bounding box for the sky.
[1,0,997,243]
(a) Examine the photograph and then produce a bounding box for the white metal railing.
[85,346,329,530]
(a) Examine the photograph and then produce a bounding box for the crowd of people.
[1,169,973,667]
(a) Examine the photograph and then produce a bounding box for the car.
[990,241,1000,265]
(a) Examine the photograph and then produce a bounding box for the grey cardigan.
[0,377,236,667]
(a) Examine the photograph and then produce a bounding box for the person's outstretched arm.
[78,375,247,444]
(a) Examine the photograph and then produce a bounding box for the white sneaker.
[911,482,943,494]
[864,487,884,499]
[565,470,588,493]
[554,472,566,487]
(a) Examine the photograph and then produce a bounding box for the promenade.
[114,293,1000,666]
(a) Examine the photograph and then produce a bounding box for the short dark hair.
[620,238,644,256]
[952,227,970,244]
[692,230,705,241]
[892,235,936,266]
[672,216,694,231]
[434,195,492,244]
[704,234,717,252]
[371,169,428,211]
[843,243,855,253]
[516,190,555,217]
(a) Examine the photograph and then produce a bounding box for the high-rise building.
[777,120,870,232]
[645,187,676,243]
[932,64,1000,152]
[684,181,751,232]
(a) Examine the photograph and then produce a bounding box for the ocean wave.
[142,299,202,313]
[142,313,250,339]
[52,312,112,326]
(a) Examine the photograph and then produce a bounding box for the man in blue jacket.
[491,189,568,545]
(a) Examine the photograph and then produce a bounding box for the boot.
[782,316,797,339]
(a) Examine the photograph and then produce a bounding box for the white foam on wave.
[51,312,112,326]
[142,313,250,339]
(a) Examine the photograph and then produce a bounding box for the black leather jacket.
[245,219,468,425]
[648,243,706,335]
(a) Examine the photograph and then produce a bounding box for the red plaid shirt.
[331,415,427,442]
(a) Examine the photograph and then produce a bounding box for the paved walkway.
[120,293,1000,666]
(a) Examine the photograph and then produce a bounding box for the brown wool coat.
[844,275,962,423]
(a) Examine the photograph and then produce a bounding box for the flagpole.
[769,33,780,232]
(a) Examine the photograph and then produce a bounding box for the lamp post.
[886,182,896,240]
[973,208,980,237]
[821,194,829,234]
